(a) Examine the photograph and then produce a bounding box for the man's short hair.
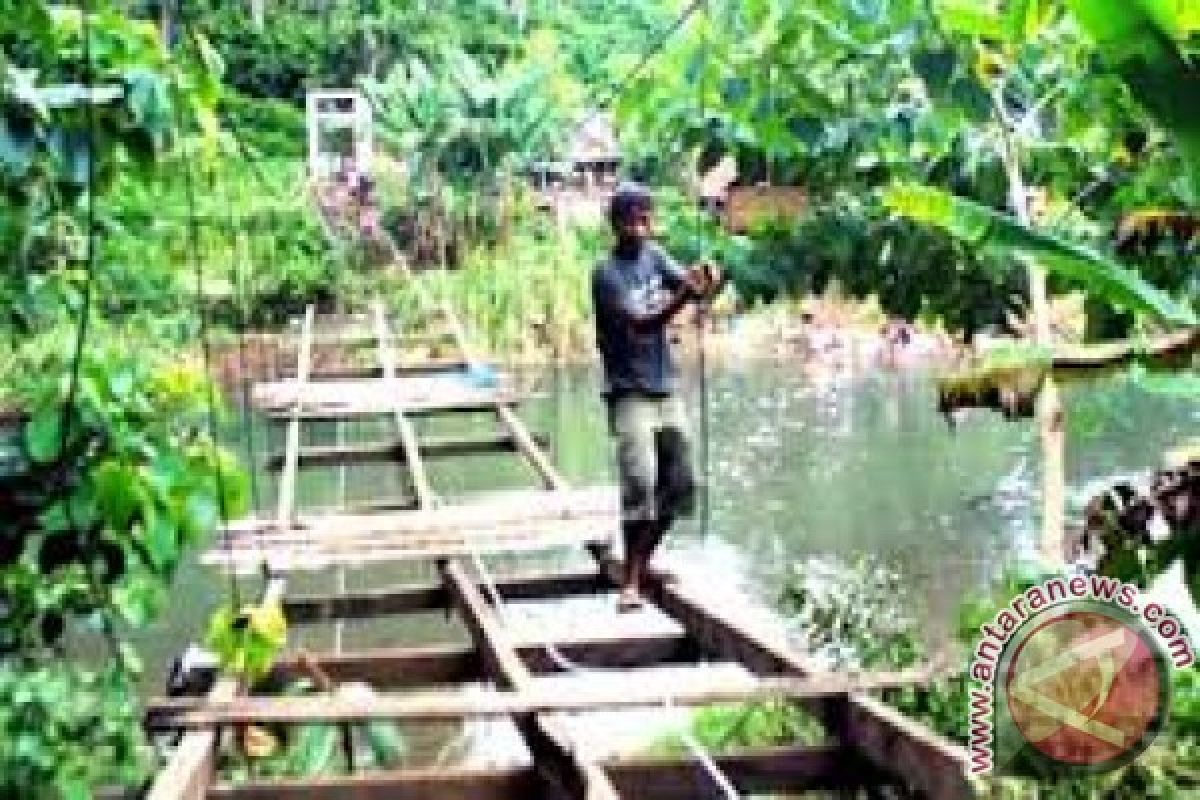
[609,182,654,227]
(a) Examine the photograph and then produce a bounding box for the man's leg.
[612,396,659,610]
[643,397,697,578]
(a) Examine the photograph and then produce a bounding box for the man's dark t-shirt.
[592,242,687,397]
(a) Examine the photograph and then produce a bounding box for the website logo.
[967,575,1192,777]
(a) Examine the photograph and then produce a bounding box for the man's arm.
[595,266,697,333]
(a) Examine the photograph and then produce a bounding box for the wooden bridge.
[142,185,972,799]
[141,297,972,799]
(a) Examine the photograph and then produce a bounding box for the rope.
[56,0,100,504]
[172,26,242,608]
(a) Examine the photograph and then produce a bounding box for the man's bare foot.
[648,565,680,584]
[617,588,644,613]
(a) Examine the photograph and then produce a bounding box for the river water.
[131,358,1197,702]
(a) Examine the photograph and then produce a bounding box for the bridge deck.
[148,230,972,798]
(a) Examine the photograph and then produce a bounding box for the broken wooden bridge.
[144,300,973,799]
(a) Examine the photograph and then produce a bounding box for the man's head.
[609,182,654,249]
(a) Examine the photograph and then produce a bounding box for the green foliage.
[365,43,581,186]
[0,331,249,795]
[655,189,1022,331]
[773,559,1200,795]
[2,335,248,647]
[0,2,220,280]
[652,700,825,758]
[205,600,287,682]
[0,662,146,800]
[220,91,305,159]
[884,183,1199,326]
[384,216,604,358]
[780,555,925,668]
[1066,0,1200,198]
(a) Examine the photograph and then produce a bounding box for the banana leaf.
[284,723,340,777]
[359,720,407,769]
[1065,0,1200,197]
[883,183,1199,327]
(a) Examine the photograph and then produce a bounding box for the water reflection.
[132,361,1196,699]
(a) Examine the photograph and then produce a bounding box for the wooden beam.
[262,630,682,690]
[145,679,238,800]
[203,522,614,573]
[264,432,549,470]
[274,644,477,688]
[283,569,605,622]
[496,404,568,490]
[441,559,622,800]
[433,299,568,491]
[204,746,890,800]
[262,397,523,420]
[223,487,618,540]
[373,301,436,508]
[275,305,315,528]
[603,744,888,798]
[1053,326,1200,369]
[149,671,935,728]
[207,765,537,800]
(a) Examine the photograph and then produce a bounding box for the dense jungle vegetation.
[0,0,1196,797]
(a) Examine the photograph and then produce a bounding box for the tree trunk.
[996,87,1066,565]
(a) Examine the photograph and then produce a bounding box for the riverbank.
[209,302,962,387]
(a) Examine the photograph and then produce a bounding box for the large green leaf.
[23,408,62,464]
[1065,0,1200,196]
[883,183,1199,326]
[933,0,1010,40]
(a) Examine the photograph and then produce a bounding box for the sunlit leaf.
[884,183,1200,326]
[933,0,1010,40]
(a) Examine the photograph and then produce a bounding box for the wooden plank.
[596,556,972,800]
[266,633,683,689]
[275,643,477,688]
[263,432,548,470]
[147,670,929,729]
[262,395,525,419]
[282,569,605,622]
[275,305,315,528]
[497,404,568,490]
[441,559,622,800]
[203,523,614,573]
[223,487,618,539]
[311,330,454,347]
[604,744,887,798]
[254,375,510,409]
[145,678,238,800]
[216,518,615,558]
[258,387,527,418]
[207,765,537,800]
[435,300,568,491]
[373,301,436,508]
[1052,326,1200,368]
[301,359,471,380]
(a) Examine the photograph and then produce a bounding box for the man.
[592,183,721,611]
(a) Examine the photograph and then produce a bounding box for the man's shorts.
[608,393,697,523]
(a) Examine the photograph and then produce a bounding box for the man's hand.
[685,262,723,301]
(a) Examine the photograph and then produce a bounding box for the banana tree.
[887,0,1199,564]
[363,43,579,259]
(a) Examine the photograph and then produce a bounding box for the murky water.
[129,359,1198,698]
